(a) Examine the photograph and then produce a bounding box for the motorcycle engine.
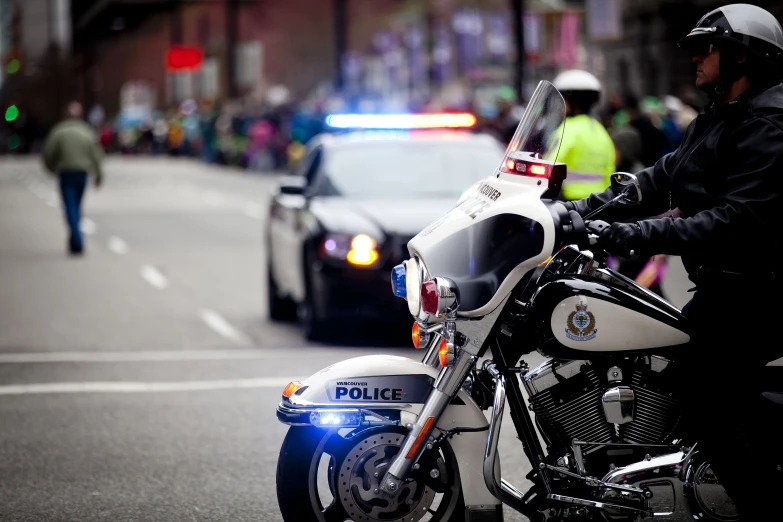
[523,357,681,474]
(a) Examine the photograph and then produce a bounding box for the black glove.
[598,222,644,257]
[562,199,590,217]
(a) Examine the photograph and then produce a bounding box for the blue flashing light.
[310,409,362,428]
[391,263,407,299]
[325,113,477,130]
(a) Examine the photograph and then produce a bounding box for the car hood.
[310,197,459,238]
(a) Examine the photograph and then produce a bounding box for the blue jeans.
[59,171,88,251]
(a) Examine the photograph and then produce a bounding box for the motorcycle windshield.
[501,80,566,168]
[411,82,567,313]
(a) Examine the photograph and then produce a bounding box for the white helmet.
[552,69,602,93]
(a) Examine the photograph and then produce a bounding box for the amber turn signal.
[282,381,304,398]
[438,338,454,367]
[412,322,422,348]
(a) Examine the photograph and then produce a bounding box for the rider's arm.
[637,116,783,256]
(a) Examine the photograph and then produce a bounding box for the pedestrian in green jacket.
[42,101,104,255]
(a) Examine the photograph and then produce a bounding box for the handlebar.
[553,202,610,252]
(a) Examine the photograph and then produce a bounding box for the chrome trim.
[522,359,588,396]
[276,402,399,427]
[543,464,644,495]
[601,447,698,518]
[547,494,650,516]
[602,386,635,425]
[432,277,459,317]
[421,331,443,368]
[607,366,623,383]
[650,355,671,373]
[382,349,475,496]
[482,362,529,513]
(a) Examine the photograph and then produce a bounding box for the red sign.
[166,46,204,72]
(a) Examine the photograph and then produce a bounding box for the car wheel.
[267,261,296,321]
[300,260,330,342]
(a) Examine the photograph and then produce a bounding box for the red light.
[411,113,476,129]
[166,45,204,71]
[501,158,549,178]
[420,281,439,315]
[529,164,548,176]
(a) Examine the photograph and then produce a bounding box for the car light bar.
[325,113,477,130]
[310,409,362,428]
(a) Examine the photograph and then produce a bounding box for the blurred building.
[1,0,73,152]
[69,0,600,119]
[592,0,783,102]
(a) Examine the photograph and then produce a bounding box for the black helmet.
[679,4,783,83]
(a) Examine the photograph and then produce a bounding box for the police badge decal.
[565,302,597,341]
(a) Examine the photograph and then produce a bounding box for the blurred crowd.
[90,83,701,181]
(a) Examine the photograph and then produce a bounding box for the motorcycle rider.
[551,69,616,201]
[563,4,783,518]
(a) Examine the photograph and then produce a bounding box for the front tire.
[276,426,465,522]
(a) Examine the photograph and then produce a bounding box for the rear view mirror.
[611,172,642,205]
[278,177,306,196]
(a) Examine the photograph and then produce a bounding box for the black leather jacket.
[572,82,783,285]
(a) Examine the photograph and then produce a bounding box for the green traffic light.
[6,58,20,74]
[5,105,19,122]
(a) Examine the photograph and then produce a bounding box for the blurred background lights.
[5,105,19,122]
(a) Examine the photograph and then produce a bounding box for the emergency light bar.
[325,113,477,130]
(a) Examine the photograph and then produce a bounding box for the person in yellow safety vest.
[551,69,616,201]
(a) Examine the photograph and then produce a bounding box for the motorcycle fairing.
[279,354,500,508]
[408,175,557,318]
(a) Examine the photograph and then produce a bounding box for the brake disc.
[337,431,436,522]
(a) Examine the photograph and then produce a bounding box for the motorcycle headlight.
[406,257,423,316]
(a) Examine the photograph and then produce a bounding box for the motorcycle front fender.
[278,354,501,509]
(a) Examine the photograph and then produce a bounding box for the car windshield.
[318,139,503,198]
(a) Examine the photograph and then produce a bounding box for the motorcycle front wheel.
[276,425,465,522]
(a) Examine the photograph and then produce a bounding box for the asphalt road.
[0,157,695,522]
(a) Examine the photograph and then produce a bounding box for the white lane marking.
[199,309,251,345]
[80,218,97,235]
[243,203,264,219]
[108,236,129,255]
[0,350,310,364]
[0,377,305,396]
[140,265,169,290]
[769,357,783,367]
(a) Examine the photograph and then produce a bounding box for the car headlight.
[320,234,380,266]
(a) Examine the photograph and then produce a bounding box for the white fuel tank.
[532,275,690,355]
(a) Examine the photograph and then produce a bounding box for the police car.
[266,113,505,341]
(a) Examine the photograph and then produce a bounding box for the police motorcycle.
[275,80,780,522]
